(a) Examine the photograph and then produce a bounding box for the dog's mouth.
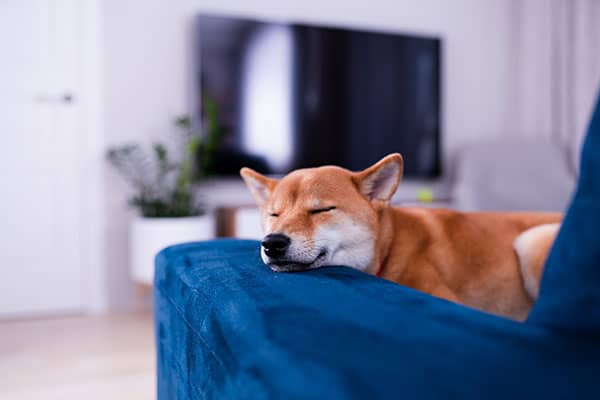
[268,250,327,272]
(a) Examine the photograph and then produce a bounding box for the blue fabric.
[155,94,600,399]
[155,240,600,399]
[529,93,600,332]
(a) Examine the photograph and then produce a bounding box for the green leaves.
[107,123,204,218]
[197,94,224,177]
[106,94,225,218]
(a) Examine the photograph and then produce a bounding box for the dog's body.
[370,207,560,319]
[241,154,561,320]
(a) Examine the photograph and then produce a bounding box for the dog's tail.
[513,223,560,300]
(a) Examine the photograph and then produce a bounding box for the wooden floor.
[0,312,155,400]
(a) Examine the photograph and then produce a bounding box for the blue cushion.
[529,93,600,332]
[155,240,600,399]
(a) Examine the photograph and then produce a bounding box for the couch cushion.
[529,93,600,332]
[155,240,600,400]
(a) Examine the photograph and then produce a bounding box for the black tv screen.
[194,14,441,178]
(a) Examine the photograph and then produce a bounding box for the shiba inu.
[240,154,561,320]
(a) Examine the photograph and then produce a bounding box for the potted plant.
[107,116,215,285]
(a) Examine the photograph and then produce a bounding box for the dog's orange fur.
[371,207,559,318]
[241,154,561,320]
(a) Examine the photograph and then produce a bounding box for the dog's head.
[240,154,403,272]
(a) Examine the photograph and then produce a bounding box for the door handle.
[35,93,74,104]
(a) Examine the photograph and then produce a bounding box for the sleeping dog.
[241,154,561,320]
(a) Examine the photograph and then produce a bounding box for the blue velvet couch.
[154,94,600,399]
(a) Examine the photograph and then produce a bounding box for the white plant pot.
[130,215,215,285]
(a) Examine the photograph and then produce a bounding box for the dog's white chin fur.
[262,217,374,272]
[267,263,323,272]
[314,223,374,271]
[261,248,326,272]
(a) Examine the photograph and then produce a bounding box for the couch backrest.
[528,91,600,333]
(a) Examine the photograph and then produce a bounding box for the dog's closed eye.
[309,206,336,215]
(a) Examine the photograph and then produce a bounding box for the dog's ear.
[354,153,403,202]
[240,167,278,207]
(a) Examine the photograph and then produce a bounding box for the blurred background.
[1,0,599,398]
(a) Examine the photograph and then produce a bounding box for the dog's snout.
[262,234,291,258]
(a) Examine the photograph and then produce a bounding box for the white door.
[0,0,84,317]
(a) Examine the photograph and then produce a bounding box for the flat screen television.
[194,14,441,178]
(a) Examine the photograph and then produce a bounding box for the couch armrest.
[154,239,599,400]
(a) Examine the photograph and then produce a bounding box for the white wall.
[102,0,515,309]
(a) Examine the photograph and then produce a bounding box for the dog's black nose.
[262,234,291,258]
